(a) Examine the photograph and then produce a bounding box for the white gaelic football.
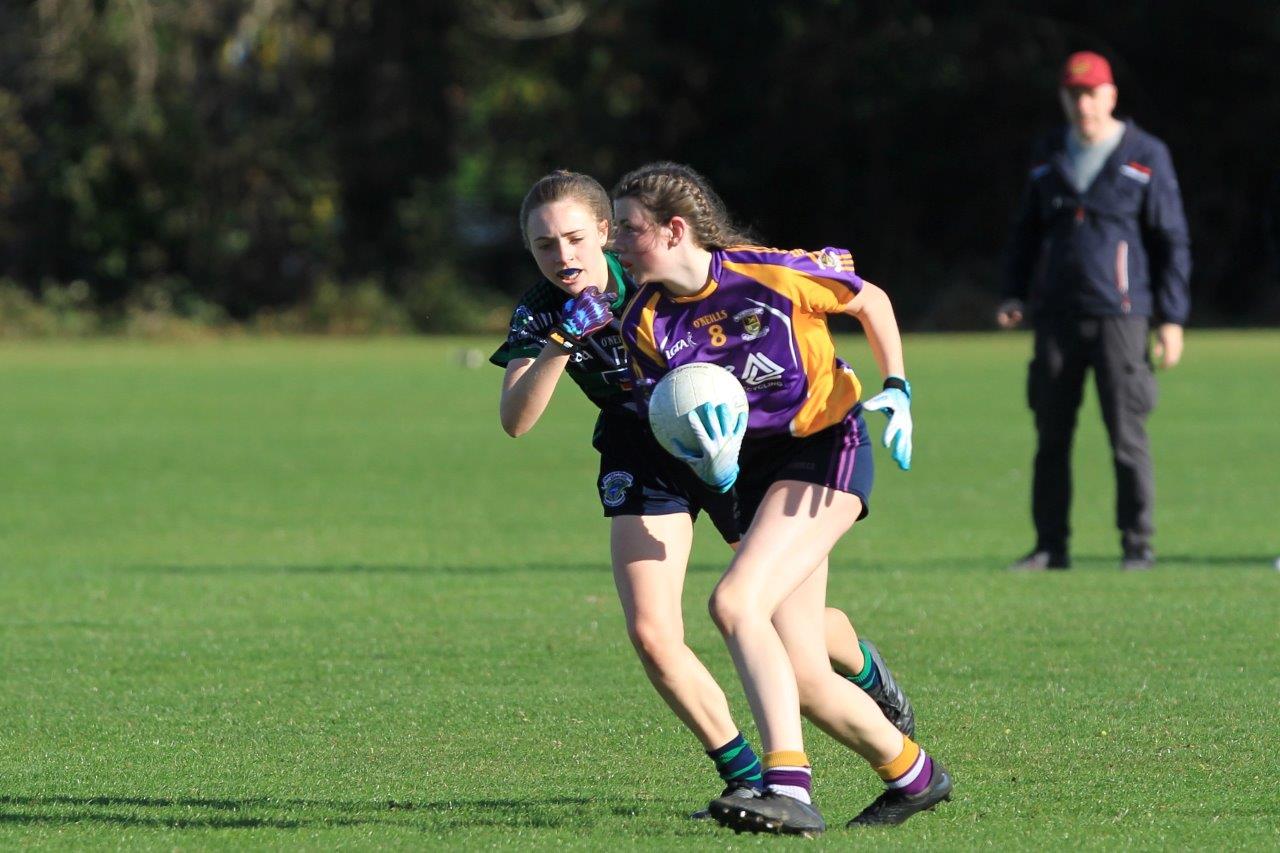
[647,362,749,459]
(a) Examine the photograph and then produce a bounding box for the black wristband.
[883,376,911,398]
[546,327,581,353]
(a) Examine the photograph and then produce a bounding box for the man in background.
[997,51,1191,571]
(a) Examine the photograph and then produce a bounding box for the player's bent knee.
[708,583,757,638]
[823,606,853,635]
[627,618,687,669]
[707,587,737,636]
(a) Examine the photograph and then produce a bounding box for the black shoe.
[710,790,825,836]
[690,781,759,820]
[1121,547,1156,571]
[1008,549,1070,571]
[859,639,916,738]
[847,760,952,827]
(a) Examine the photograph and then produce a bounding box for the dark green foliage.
[0,2,1278,329]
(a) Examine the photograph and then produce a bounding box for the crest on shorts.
[600,471,634,507]
[733,308,769,342]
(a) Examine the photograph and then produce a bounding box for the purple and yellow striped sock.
[763,750,812,804]
[875,736,934,797]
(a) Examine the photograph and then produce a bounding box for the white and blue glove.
[671,402,747,493]
[862,377,913,471]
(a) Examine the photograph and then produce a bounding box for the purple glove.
[546,287,615,352]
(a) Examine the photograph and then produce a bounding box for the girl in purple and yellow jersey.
[493,170,914,820]
[613,162,952,835]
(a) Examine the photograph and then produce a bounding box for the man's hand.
[996,298,1025,329]
[671,402,746,493]
[1152,323,1184,368]
[862,383,913,471]
[546,287,615,351]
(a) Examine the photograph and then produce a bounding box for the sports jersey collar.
[604,251,630,310]
[669,251,721,303]
[670,278,718,303]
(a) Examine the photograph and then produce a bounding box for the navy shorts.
[735,407,874,529]
[592,408,741,544]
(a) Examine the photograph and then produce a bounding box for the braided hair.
[611,162,756,250]
[519,170,612,249]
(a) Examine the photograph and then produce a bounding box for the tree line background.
[1,0,1278,336]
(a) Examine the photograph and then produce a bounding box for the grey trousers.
[1027,315,1158,554]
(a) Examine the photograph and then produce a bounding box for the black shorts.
[735,407,874,529]
[592,408,740,544]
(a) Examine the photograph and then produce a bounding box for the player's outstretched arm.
[843,281,906,386]
[844,281,913,471]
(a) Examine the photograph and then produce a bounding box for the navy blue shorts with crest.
[736,407,874,530]
[592,408,740,544]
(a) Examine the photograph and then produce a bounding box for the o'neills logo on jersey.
[733,308,769,342]
[692,309,728,328]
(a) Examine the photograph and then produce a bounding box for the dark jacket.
[1003,120,1191,325]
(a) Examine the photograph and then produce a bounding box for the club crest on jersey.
[510,305,532,329]
[509,305,535,336]
[815,249,843,271]
[600,471,634,507]
[740,352,785,388]
[733,308,769,342]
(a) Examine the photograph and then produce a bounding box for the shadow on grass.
[0,793,604,831]
[126,552,1274,580]
[864,553,1278,572]
[1149,554,1277,567]
[127,562,609,576]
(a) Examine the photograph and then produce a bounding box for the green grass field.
[1,332,1277,849]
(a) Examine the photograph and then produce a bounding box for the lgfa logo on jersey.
[740,352,785,387]
[733,308,769,341]
[664,332,695,359]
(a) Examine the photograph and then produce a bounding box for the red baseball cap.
[1061,51,1114,88]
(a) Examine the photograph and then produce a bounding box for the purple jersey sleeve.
[719,246,863,313]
